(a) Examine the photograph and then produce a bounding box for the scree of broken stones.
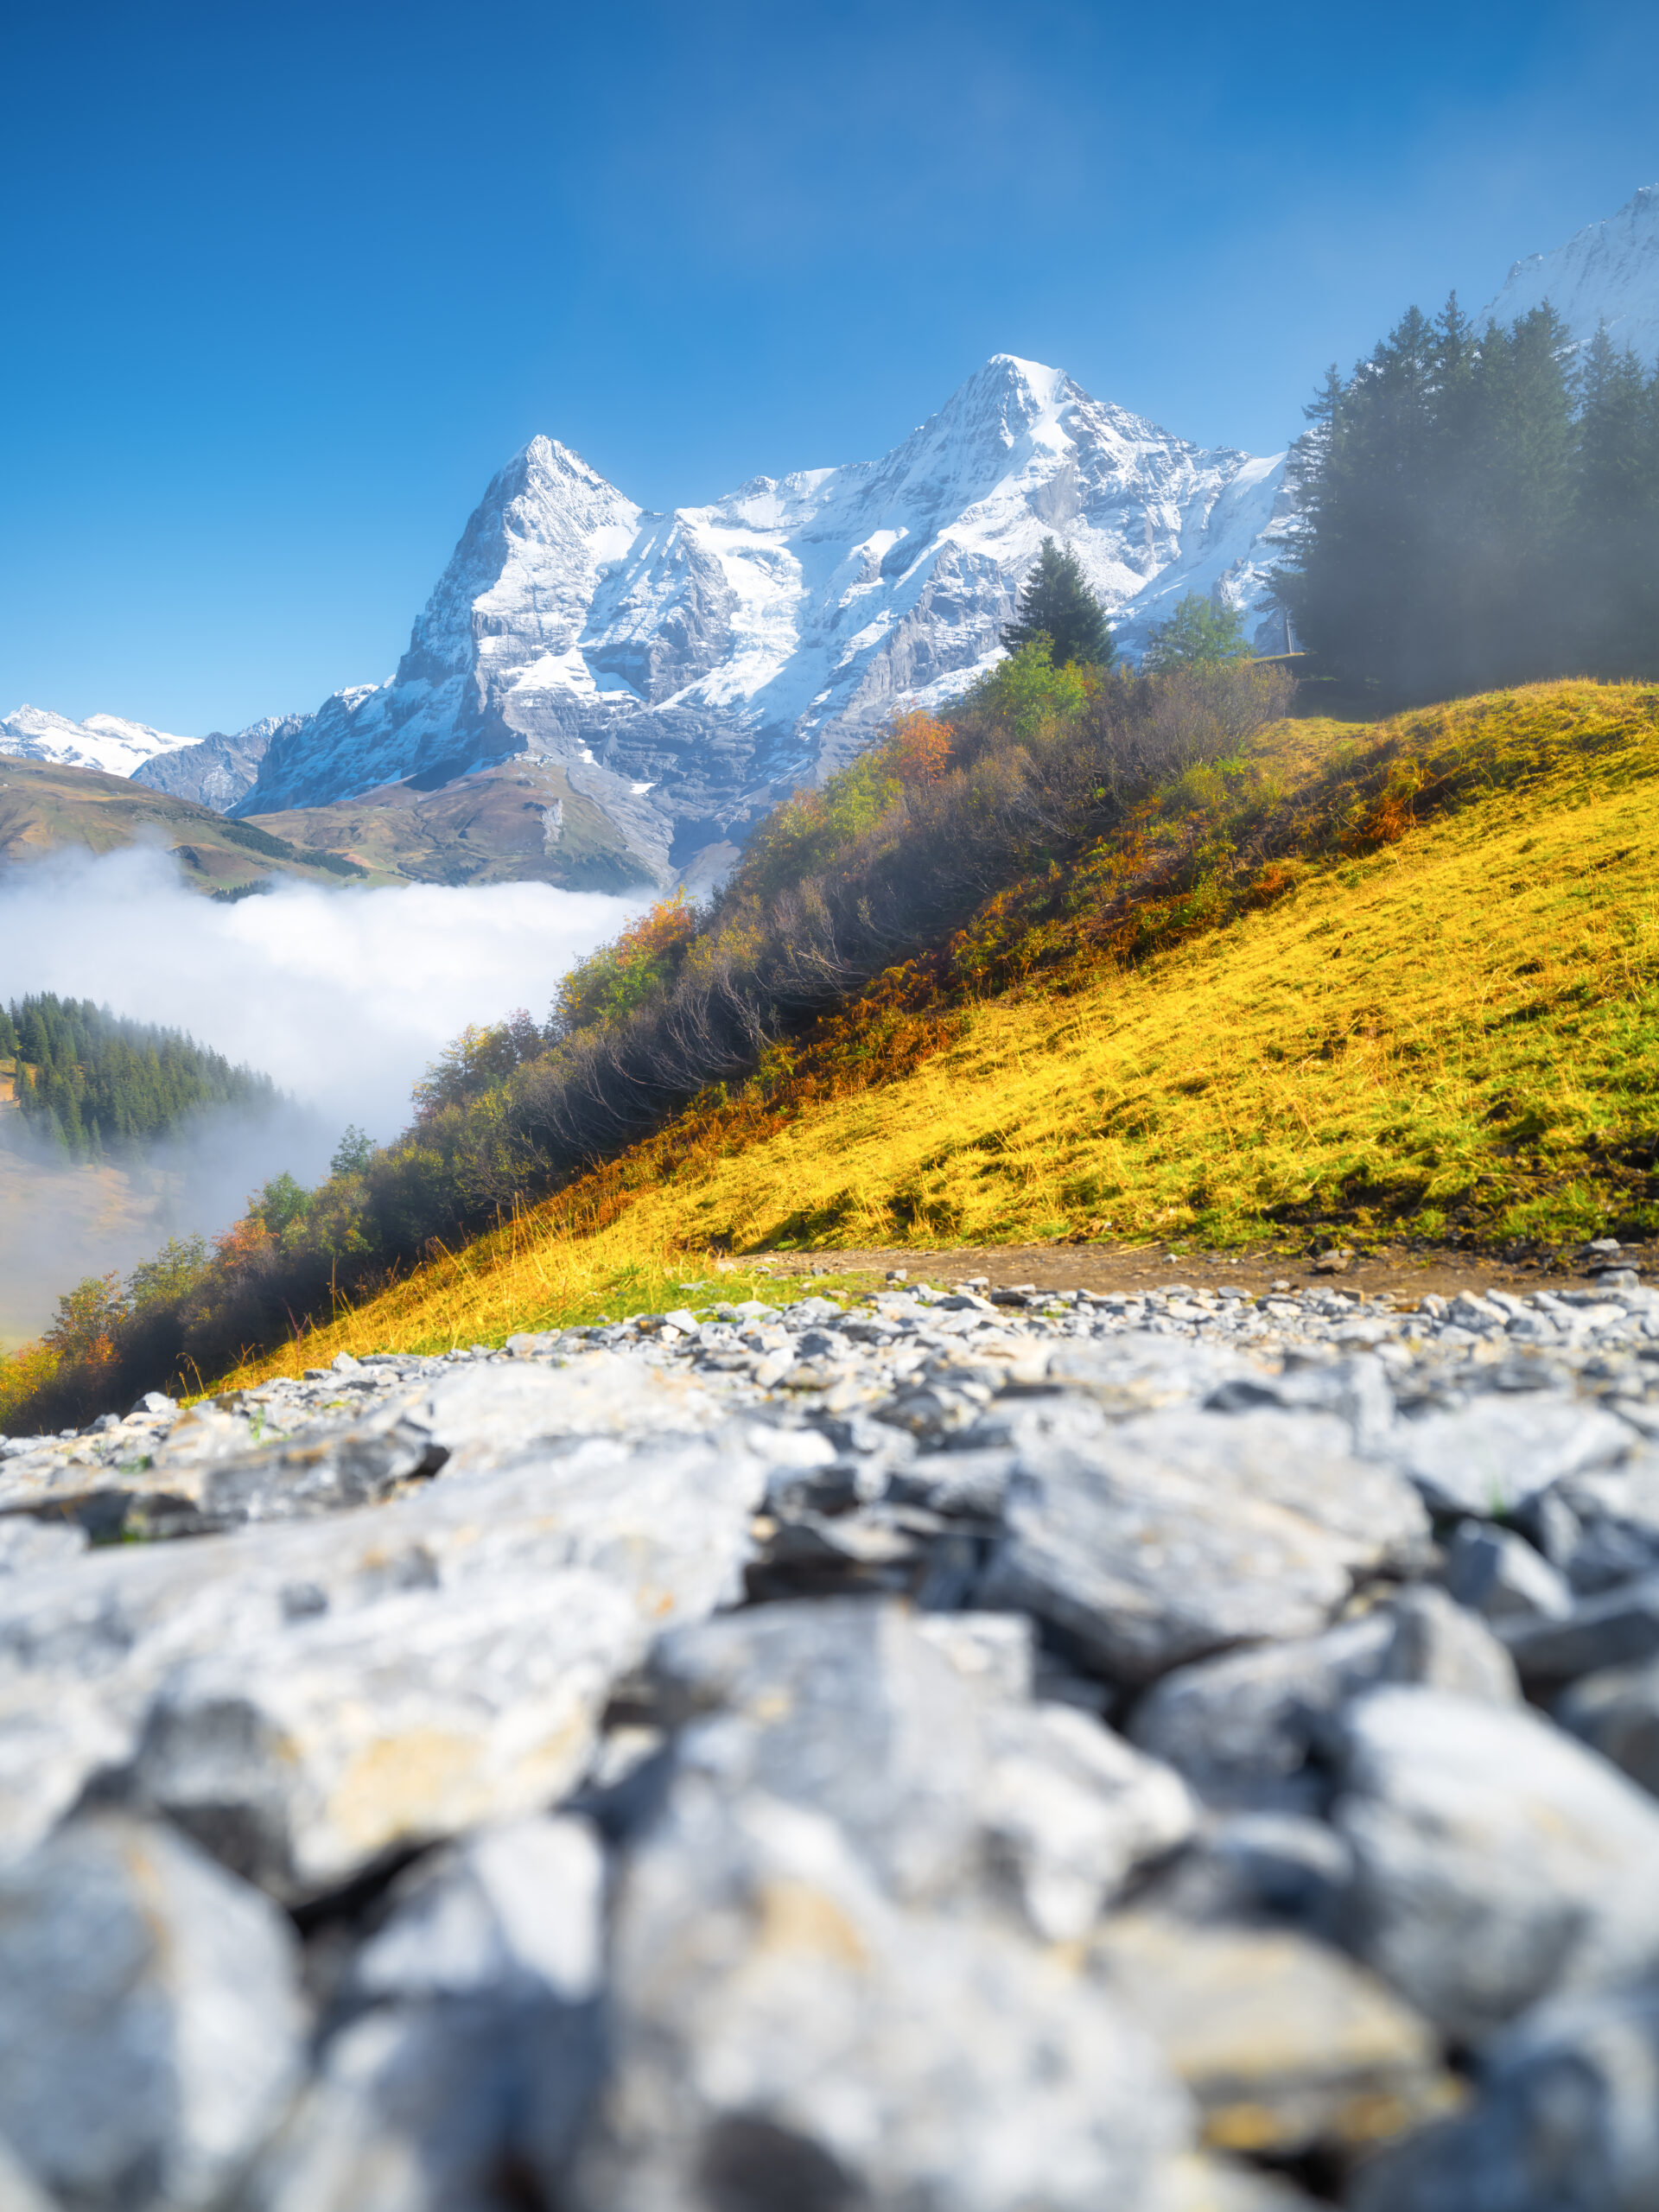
[4,1268,1659,2209]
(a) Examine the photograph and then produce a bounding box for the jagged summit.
[1481,184,1659,360]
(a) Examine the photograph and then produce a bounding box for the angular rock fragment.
[1555,1654,1659,1797]
[1502,1573,1659,1688]
[1090,1913,1458,2158]
[1129,1614,1396,1813]
[246,1817,608,2211]
[242,1998,600,2212]
[128,1573,639,1899]
[651,1596,988,1904]
[0,1675,136,1869]
[0,1814,304,2210]
[980,1409,1427,1683]
[574,1775,1192,2212]
[1349,1981,1659,2212]
[979,1700,1196,1939]
[1386,1395,1633,1516]
[350,1813,607,2005]
[1379,1584,1520,1703]
[1337,1687,1659,2039]
[1150,2152,1324,2210]
[1443,1517,1573,1623]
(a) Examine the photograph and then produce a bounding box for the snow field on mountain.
[0,704,196,778]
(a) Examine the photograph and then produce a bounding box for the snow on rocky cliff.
[1481,183,1659,362]
[0,704,197,779]
[242,357,1292,876]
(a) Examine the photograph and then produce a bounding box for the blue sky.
[4,0,1656,734]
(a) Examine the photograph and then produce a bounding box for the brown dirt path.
[728,1239,1647,1306]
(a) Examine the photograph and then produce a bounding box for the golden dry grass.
[210,681,1659,1390]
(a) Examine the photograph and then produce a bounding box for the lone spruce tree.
[1002,537,1114,666]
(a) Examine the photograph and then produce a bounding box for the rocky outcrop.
[4,1268,1659,2205]
[131,715,309,812]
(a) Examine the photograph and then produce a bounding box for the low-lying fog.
[0,847,645,1346]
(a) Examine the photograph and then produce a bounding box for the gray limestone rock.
[1128,1614,1397,1813]
[350,1813,607,2006]
[978,1700,1196,1940]
[0,1517,86,1574]
[1548,1458,1659,1592]
[247,1818,608,2210]
[1555,1655,1659,1797]
[1090,1913,1456,2160]
[980,1409,1427,1684]
[1380,1584,1521,1703]
[1336,1687,1659,2040]
[1502,1574,1659,1689]
[1151,2154,1323,2210]
[1386,1395,1634,1516]
[573,1772,1192,2212]
[1444,1518,1573,1623]
[651,1596,989,1904]
[0,1813,304,2210]
[0,1675,136,1869]
[240,1996,601,2212]
[1349,1981,1659,2211]
[0,2137,56,2212]
[127,1571,640,1900]
[1147,1811,1356,1931]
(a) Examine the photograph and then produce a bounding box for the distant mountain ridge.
[0,705,307,811]
[238,355,1292,880]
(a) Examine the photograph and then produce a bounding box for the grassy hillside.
[0,753,652,895]
[200,677,1657,1383]
[0,756,371,892]
[243,757,652,892]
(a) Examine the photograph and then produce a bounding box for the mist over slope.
[0,851,641,1340]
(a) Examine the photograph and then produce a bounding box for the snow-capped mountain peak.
[1480,183,1659,360]
[241,354,1289,872]
[0,703,196,779]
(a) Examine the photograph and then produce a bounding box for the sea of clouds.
[0,848,644,1344]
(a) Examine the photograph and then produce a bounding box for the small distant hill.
[0,756,371,894]
[0,994,279,1159]
[0,752,654,894]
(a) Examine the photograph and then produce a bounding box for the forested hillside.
[1278,300,1659,699]
[0,995,279,1158]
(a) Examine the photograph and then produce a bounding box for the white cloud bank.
[1,846,644,1141]
[0,849,644,1345]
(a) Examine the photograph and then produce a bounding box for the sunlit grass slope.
[218,682,1659,1383]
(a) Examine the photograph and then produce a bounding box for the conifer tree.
[1002,537,1114,666]
[1143,593,1250,670]
[1274,291,1658,699]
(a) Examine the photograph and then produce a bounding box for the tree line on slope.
[1275,302,1659,701]
[5,645,1290,1426]
[0,995,279,1159]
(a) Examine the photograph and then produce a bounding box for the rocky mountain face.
[5,1267,1659,2205]
[131,712,312,811]
[1481,182,1659,361]
[238,358,1292,880]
